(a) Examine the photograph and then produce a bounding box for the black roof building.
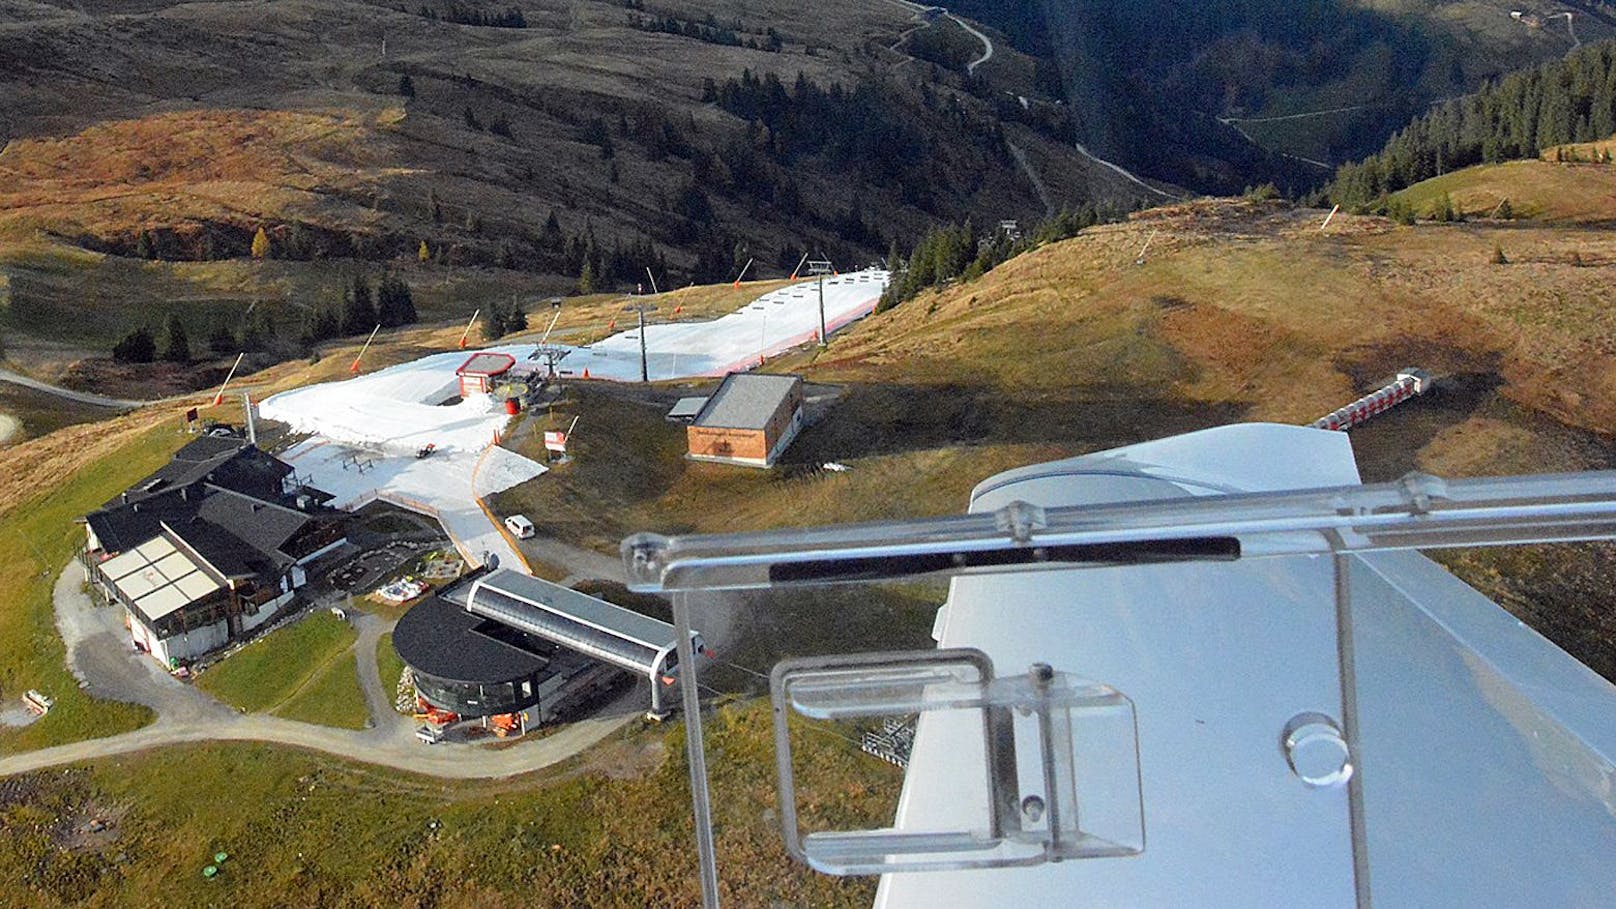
[395,570,703,718]
[120,436,293,507]
[83,438,347,655]
[394,594,575,717]
[85,438,336,565]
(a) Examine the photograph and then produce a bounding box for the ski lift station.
[454,351,516,397]
[394,569,705,732]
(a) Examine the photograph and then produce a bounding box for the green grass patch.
[0,424,182,752]
[376,632,405,708]
[195,613,357,715]
[0,699,890,907]
[271,650,369,730]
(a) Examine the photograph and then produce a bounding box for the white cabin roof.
[876,424,1616,907]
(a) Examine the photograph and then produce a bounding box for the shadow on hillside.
[783,383,1245,467]
[1348,371,1504,482]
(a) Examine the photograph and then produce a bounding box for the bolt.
[1021,795,1045,823]
[1283,712,1353,787]
[1029,663,1054,687]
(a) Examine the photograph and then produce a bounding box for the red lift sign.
[543,431,568,453]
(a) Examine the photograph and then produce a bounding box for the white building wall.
[152,619,231,665]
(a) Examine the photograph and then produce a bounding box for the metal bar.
[638,308,649,384]
[1330,545,1373,909]
[623,471,1616,592]
[673,591,721,908]
[818,275,827,348]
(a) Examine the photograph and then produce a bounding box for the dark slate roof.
[192,487,311,563]
[165,518,267,581]
[110,440,291,508]
[394,595,554,685]
[692,373,801,430]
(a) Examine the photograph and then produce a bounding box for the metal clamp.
[770,648,1144,875]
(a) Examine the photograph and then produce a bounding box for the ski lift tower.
[528,298,569,380]
[623,301,659,383]
[805,258,834,348]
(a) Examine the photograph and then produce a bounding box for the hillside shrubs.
[111,327,156,363]
[879,204,1121,311]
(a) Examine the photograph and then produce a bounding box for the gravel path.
[1,565,642,779]
[0,367,145,409]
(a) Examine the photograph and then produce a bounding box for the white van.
[504,514,536,539]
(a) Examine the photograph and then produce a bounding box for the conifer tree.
[112,326,156,363]
[208,322,238,356]
[342,276,378,335]
[251,226,271,261]
[162,314,191,363]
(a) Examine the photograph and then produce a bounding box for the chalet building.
[685,373,805,468]
[81,436,346,666]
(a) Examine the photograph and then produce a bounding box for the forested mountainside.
[1330,40,1616,205]
[944,0,1616,194]
[0,0,1148,289]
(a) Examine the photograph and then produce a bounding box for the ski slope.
[261,345,534,455]
[259,271,887,569]
[558,269,888,381]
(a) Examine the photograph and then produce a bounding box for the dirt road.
[0,367,145,409]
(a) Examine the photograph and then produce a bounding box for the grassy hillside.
[195,613,361,720]
[0,0,1146,316]
[1390,158,1616,222]
[819,199,1616,438]
[0,703,896,908]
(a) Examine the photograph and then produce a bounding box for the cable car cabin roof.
[466,570,684,675]
[455,352,516,378]
[871,424,1616,908]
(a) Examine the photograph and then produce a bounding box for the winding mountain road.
[949,13,993,74]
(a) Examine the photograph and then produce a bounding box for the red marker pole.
[732,257,753,289]
[211,352,245,407]
[350,324,381,374]
[458,308,480,350]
